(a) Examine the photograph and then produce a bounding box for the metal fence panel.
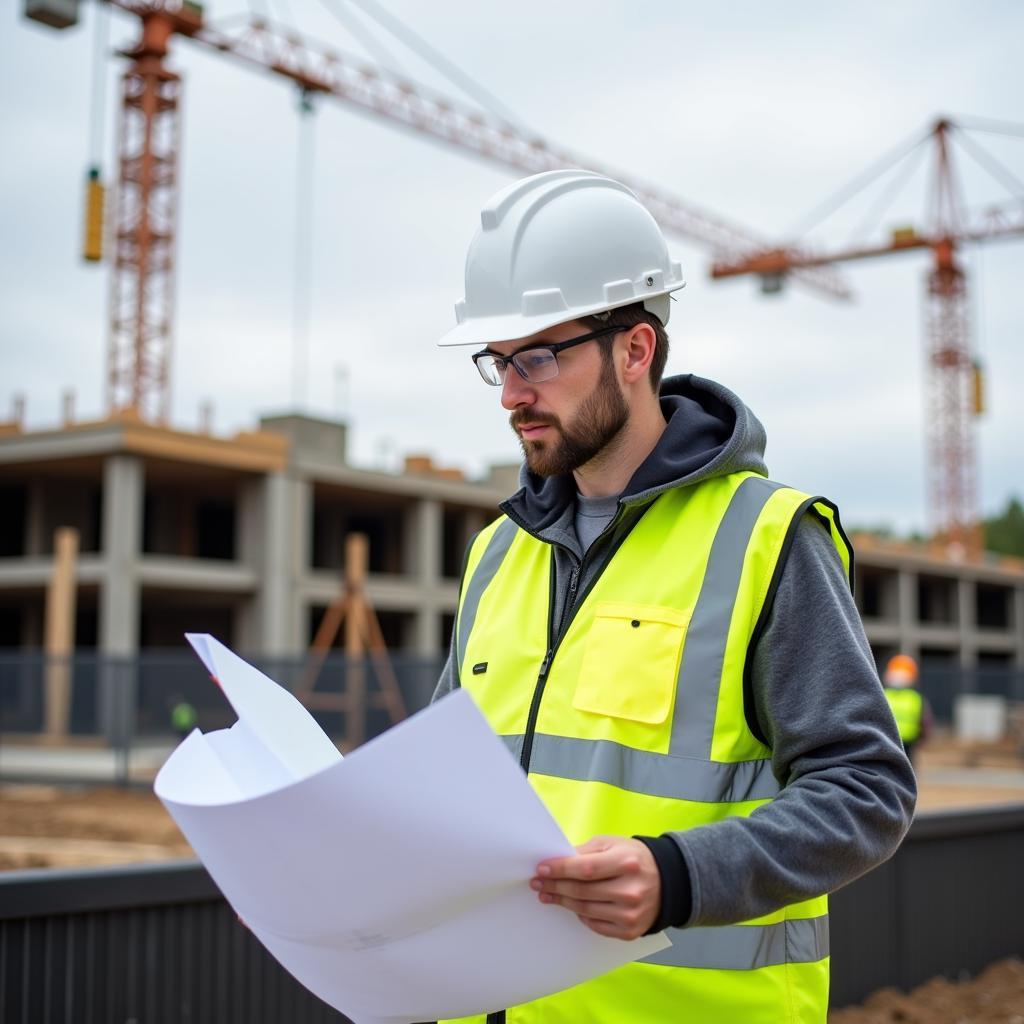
[919,664,1024,724]
[0,651,446,785]
[0,862,350,1024]
[829,803,1024,1007]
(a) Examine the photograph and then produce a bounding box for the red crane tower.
[711,118,1024,558]
[27,0,849,425]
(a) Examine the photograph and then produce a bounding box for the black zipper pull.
[538,650,553,680]
[568,564,580,600]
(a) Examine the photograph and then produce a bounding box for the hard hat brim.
[436,285,685,349]
[436,310,588,348]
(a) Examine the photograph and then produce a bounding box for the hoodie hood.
[501,373,768,536]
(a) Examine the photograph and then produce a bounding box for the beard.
[510,356,630,477]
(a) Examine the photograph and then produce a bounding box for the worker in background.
[882,654,932,767]
[170,696,197,741]
[430,170,916,1024]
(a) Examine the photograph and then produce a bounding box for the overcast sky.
[3,0,1022,534]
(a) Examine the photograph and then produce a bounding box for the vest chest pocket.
[573,603,690,725]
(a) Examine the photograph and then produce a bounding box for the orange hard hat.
[884,654,919,686]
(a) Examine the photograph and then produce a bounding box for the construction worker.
[431,170,915,1023]
[882,654,931,766]
[170,697,197,740]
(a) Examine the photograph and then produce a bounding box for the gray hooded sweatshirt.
[433,373,916,929]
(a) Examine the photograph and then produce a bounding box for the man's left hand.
[530,835,661,940]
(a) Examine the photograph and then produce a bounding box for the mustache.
[510,410,559,431]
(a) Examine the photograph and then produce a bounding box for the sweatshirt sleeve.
[431,644,459,702]
[660,512,917,927]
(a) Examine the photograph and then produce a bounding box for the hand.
[530,835,661,940]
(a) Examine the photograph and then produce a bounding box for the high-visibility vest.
[885,688,923,743]
[445,472,851,1024]
[171,701,197,732]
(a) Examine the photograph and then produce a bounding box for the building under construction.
[0,408,514,662]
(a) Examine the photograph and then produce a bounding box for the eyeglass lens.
[476,347,560,385]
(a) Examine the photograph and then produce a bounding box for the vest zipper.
[486,504,651,1022]
[519,555,564,774]
[518,510,641,775]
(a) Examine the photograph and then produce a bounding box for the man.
[431,170,915,1023]
[882,653,932,766]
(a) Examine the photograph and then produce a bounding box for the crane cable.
[318,0,403,73]
[950,127,1024,200]
[336,0,533,137]
[951,115,1024,140]
[849,142,930,246]
[782,124,933,241]
[82,1,110,262]
[291,90,317,411]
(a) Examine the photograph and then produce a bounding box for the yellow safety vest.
[445,472,852,1024]
[885,688,923,743]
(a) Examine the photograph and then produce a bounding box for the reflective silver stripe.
[641,916,829,971]
[501,733,525,763]
[456,517,518,678]
[670,477,787,759]
[500,733,779,803]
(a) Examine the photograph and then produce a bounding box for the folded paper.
[155,635,668,1024]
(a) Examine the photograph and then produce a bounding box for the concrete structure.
[851,533,1024,672]
[0,410,508,660]
[0,410,1022,672]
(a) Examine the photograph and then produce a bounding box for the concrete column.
[25,479,45,556]
[291,476,312,651]
[98,455,143,746]
[235,477,264,652]
[410,498,442,656]
[256,472,310,656]
[99,455,143,655]
[958,578,978,668]
[1014,585,1024,669]
[896,569,919,659]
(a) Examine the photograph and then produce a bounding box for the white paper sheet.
[155,635,669,1023]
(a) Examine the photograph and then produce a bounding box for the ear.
[619,324,657,385]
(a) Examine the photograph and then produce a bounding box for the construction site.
[2,1,1024,1022]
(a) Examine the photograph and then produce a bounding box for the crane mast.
[107,4,199,421]
[711,119,1024,558]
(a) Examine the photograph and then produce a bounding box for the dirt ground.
[1,734,1022,872]
[829,957,1024,1023]
[0,783,192,870]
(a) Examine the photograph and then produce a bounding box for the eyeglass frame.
[471,325,624,386]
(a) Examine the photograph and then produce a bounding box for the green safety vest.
[446,472,852,1024]
[884,688,923,743]
[171,702,197,732]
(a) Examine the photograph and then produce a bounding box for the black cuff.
[635,834,692,934]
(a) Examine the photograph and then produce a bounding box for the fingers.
[537,843,642,883]
[530,875,646,905]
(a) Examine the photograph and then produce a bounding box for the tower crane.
[710,118,1024,559]
[26,0,849,425]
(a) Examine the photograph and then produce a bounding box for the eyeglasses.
[471,326,622,386]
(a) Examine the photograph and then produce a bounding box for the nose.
[500,365,537,411]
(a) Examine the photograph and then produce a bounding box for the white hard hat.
[437,169,686,348]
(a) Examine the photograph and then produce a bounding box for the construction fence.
[0,650,445,785]
[0,652,1022,785]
